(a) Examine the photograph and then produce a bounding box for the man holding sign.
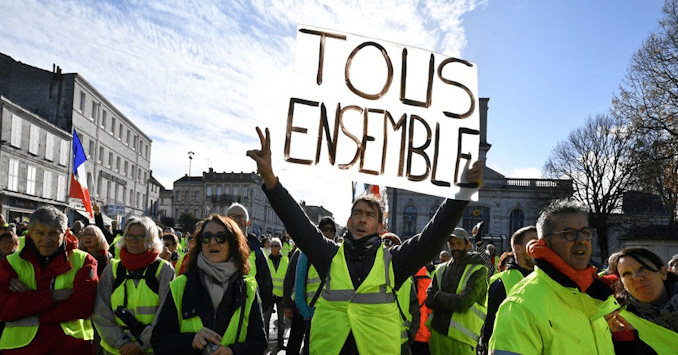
[247,127,482,355]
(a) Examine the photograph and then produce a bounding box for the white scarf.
[197,253,238,309]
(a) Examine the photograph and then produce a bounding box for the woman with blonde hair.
[93,216,175,354]
[80,225,111,277]
[151,214,266,355]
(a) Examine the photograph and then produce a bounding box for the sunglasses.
[200,231,230,244]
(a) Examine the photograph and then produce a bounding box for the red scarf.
[527,239,598,292]
[119,247,159,272]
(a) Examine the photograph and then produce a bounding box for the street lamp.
[188,151,194,177]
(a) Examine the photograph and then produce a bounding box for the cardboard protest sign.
[282,25,480,200]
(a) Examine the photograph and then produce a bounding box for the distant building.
[0,53,154,223]
[172,169,288,235]
[145,171,163,219]
[601,191,673,263]
[617,225,678,264]
[300,201,333,226]
[158,187,173,221]
[0,96,71,221]
[386,98,573,254]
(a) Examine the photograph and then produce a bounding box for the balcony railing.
[505,179,571,189]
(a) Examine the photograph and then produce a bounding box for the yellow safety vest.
[247,251,257,277]
[304,264,322,304]
[111,234,123,260]
[169,273,257,346]
[101,258,167,354]
[310,244,400,355]
[18,236,25,252]
[396,276,414,344]
[267,254,289,297]
[0,249,94,349]
[488,268,525,296]
[620,308,678,355]
[488,267,619,354]
[434,263,488,347]
[282,242,291,258]
[175,253,188,276]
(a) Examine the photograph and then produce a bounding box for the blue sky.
[0,0,666,222]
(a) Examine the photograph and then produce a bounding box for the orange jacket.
[413,266,432,343]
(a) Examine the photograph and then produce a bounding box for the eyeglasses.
[228,214,247,222]
[200,231,229,244]
[124,234,145,241]
[321,227,336,233]
[547,227,596,242]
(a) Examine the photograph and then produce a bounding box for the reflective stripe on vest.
[169,274,257,346]
[101,258,166,354]
[0,249,93,349]
[310,243,400,355]
[435,262,488,346]
[304,264,321,304]
[267,255,289,297]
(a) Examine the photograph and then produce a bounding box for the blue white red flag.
[69,129,93,218]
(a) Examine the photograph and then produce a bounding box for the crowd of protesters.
[0,128,677,354]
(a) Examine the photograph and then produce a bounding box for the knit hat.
[449,227,470,242]
[318,216,336,229]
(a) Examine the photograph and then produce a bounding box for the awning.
[73,210,114,226]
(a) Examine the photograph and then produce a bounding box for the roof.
[619,225,678,240]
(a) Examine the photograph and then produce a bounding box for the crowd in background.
[0,128,677,354]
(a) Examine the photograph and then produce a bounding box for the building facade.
[172,169,287,236]
[158,187,173,221]
[0,96,72,221]
[386,98,573,254]
[0,53,153,223]
[145,171,163,219]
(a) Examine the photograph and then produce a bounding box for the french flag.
[69,129,93,218]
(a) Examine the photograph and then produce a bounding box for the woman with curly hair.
[151,214,266,355]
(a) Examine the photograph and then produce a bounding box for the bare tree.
[613,0,678,222]
[628,129,678,223]
[544,114,637,261]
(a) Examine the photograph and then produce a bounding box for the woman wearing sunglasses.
[93,216,175,355]
[606,247,678,354]
[151,214,266,355]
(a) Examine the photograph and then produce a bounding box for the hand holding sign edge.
[454,159,484,201]
[247,127,278,190]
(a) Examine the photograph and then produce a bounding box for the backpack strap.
[309,277,325,308]
[143,259,162,295]
[112,261,127,293]
[112,259,162,308]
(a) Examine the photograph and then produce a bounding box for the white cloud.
[508,167,544,179]
[0,0,481,223]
